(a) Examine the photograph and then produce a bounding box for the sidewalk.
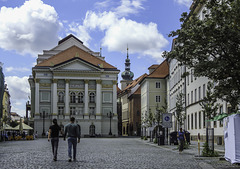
[140,139,225,157]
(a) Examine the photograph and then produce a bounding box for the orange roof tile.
[120,73,148,95]
[147,59,169,78]
[35,45,117,69]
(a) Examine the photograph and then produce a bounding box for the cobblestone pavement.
[0,138,239,169]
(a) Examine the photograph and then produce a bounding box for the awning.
[13,122,33,130]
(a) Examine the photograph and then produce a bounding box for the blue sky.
[0,0,192,117]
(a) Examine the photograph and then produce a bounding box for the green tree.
[175,93,186,129]
[164,0,240,113]
[200,82,219,123]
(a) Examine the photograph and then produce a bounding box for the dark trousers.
[179,140,184,152]
[51,137,59,159]
[68,137,77,159]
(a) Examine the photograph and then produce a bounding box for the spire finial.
[100,46,102,57]
[127,44,129,59]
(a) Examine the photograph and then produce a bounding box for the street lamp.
[107,111,113,135]
[42,111,45,137]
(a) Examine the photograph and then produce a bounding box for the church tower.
[120,47,134,90]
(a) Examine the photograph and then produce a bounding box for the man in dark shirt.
[64,117,80,162]
[48,119,62,161]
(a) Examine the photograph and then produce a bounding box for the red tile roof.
[35,45,117,70]
[147,59,169,78]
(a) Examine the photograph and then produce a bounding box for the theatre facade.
[29,34,119,137]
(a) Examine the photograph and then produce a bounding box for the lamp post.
[107,111,113,135]
[42,111,45,137]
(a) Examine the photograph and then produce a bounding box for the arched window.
[78,92,84,103]
[70,92,76,103]
[89,92,95,103]
[58,91,64,103]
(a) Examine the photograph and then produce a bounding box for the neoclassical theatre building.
[29,34,120,137]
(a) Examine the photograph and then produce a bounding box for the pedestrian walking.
[48,119,62,161]
[64,117,80,162]
[177,128,186,153]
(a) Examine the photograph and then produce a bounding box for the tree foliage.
[164,0,240,113]
[199,82,219,121]
[175,93,186,128]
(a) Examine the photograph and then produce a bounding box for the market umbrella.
[4,124,14,130]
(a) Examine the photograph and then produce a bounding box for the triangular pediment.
[53,59,100,71]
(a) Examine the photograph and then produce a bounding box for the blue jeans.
[68,137,77,159]
[51,137,59,159]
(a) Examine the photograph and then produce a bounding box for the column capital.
[96,80,102,84]
[84,80,89,84]
[65,79,70,83]
[52,79,58,83]
[35,79,40,83]
[112,80,117,85]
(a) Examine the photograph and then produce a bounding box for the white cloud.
[5,76,30,117]
[114,0,145,17]
[69,0,168,62]
[5,76,30,100]
[174,0,193,7]
[0,0,61,56]
[6,67,30,73]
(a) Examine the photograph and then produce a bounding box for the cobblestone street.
[0,138,238,169]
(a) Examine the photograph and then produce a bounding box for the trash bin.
[158,135,164,145]
[169,131,178,145]
[185,131,190,144]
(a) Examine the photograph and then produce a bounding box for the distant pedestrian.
[48,119,62,161]
[64,117,80,162]
[35,131,38,139]
[177,128,186,153]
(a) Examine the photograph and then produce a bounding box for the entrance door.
[89,125,95,137]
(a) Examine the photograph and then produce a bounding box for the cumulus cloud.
[174,0,193,7]
[6,67,30,73]
[69,0,168,62]
[5,76,30,117]
[0,0,61,56]
[5,76,30,101]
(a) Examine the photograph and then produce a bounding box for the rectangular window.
[187,93,189,106]
[191,91,193,104]
[58,107,64,115]
[191,69,194,82]
[70,107,76,115]
[187,74,189,86]
[188,115,190,130]
[156,82,161,88]
[203,111,206,128]
[203,84,206,98]
[156,96,161,103]
[40,91,50,102]
[219,105,223,127]
[191,113,193,130]
[199,86,201,100]
[195,89,197,102]
[199,111,201,129]
[89,107,95,115]
[195,112,197,129]
[103,92,112,103]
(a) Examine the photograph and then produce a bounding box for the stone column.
[96,80,102,116]
[65,79,70,118]
[84,80,89,115]
[113,80,117,116]
[52,79,58,117]
[35,79,40,115]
